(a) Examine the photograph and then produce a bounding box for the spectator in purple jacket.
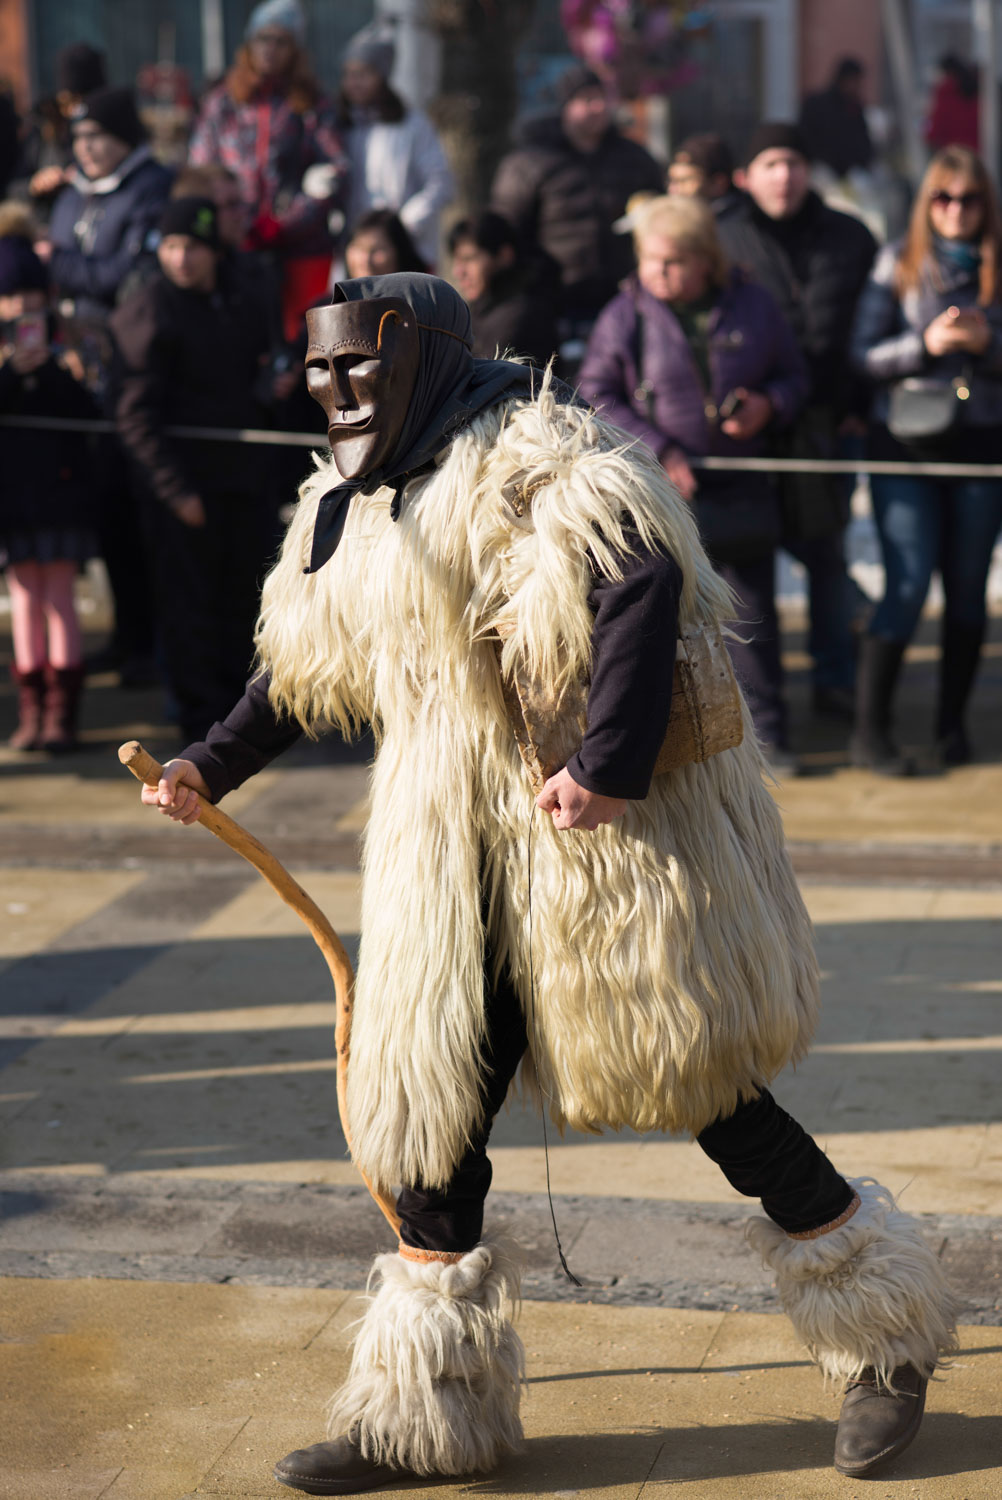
[578,193,808,773]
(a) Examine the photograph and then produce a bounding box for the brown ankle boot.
[834,1362,928,1476]
[273,1433,411,1494]
[41,664,86,753]
[8,666,47,751]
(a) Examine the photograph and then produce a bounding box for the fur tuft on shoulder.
[253,451,378,739]
[464,371,736,693]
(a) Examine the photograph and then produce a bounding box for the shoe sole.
[833,1386,926,1477]
[272,1463,406,1495]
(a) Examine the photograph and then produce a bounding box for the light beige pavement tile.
[1,1468,127,1500]
[5,1282,998,1500]
[1,1278,350,1499]
[0,766,279,830]
[0,868,142,960]
[192,870,362,942]
[638,1325,1002,1498]
[486,1121,1002,1217]
[802,884,941,924]
[776,763,1002,847]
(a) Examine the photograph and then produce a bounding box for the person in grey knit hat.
[244,0,306,44]
[343,20,397,81]
[335,20,454,270]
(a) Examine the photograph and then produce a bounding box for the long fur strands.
[747,1177,960,1391]
[326,1242,525,1476]
[255,377,820,1192]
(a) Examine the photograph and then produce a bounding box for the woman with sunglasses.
[849,145,1002,773]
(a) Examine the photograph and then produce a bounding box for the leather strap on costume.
[118,740,402,1239]
[398,1241,466,1265]
[786,1191,862,1240]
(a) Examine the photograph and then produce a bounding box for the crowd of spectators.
[1,12,1000,776]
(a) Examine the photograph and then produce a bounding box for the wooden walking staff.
[118,740,402,1237]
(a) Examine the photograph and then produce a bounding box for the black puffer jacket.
[109,261,278,510]
[489,116,664,318]
[849,239,1002,432]
[48,146,173,320]
[718,191,876,412]
[0,352,97,539]
[467,258,561,368]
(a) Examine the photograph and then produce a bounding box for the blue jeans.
[869,474,1002,641]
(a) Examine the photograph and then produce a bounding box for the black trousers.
[713,551,788,751]
[397,963,853,1255]
[145,490,280,742]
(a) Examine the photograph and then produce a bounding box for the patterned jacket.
[189,84,348,257]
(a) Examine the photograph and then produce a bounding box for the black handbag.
[886,369,972,442]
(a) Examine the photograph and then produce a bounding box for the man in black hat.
[109,197,287,742]
[489,64,663,365]
[718,123,877,723]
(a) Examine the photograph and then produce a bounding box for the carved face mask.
[304,297,420,480]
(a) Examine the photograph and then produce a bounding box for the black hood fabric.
[306,272,538,574]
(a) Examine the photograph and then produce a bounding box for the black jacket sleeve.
[110,287,196,509]
[566,534,682,800]
[181,672,302,803]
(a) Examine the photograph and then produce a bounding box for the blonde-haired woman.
[850,145,1002,773]
[579,193,808,770]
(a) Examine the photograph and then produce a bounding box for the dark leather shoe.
[273,1433,409,1495]
[834,1363,928,1476]
[848,731,915,777]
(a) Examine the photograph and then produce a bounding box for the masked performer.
[143,274,958,1493]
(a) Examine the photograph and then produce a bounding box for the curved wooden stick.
[118,739,401,1236]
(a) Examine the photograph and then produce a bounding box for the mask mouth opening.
[329,408,375,431]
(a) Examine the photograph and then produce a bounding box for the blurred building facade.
[0,2,997,171]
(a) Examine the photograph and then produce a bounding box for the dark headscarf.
[307,272,539,574]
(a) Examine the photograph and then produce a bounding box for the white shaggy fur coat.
[257,386,820,1195]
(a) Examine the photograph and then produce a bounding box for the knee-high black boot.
[848,636,914,776]
[935,620,984,766]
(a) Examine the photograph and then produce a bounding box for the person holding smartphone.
[578,193,809,772]
[0,204,97,751]
[849,145,1002,773]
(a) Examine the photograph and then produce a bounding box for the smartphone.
[718,389,745,421]
[14,311,47,352]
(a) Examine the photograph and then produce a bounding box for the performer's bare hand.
[140,758,210,825]
[536,767,626,831]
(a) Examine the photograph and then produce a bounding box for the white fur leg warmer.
[747,1177,960,1390]
[326,1241,525,1476]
